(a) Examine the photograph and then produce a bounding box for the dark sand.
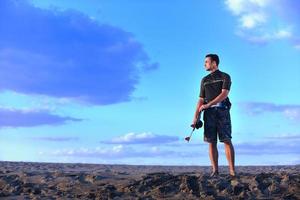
[0,161,299,199]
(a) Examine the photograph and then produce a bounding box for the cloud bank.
[0,0,158,105]
[30,136,79,142]
[39,138,300,161]
[0,107,82,128]
[238,102,300,122]
[39,144,197,159]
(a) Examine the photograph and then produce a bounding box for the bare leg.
[209,142,218,172]
[224,140,235,175]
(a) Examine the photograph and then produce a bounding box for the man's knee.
[223,140,232,146]
[209,142,217,148]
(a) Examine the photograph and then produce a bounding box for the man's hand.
[207,89,229,108]
[191,115,198,129]
[199,103,210,112]
[192,97,204,127]
[199,89,229,112]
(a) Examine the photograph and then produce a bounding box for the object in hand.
[185,128,194,142]
[190,111,203,129]
[185,111,203,142]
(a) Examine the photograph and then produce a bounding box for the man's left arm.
[205,89,229,108]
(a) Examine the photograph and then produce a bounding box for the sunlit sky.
[0,0,299,165]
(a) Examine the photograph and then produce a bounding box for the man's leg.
[224,140,235,175]
[203,108,218,176]
[217,108,234,175]
[209,142,218,173]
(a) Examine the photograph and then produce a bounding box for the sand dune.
[0,161,299,199]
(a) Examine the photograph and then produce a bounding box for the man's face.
[204,57,214,71]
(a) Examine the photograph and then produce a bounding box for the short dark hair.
[205,54,219,66]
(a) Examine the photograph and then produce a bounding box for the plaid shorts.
[203,107,232,143]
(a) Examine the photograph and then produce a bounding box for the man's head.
[204,54,219,71]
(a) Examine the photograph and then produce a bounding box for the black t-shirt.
[199,69,231,103]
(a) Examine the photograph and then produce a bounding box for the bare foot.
[229,170,236,177]
[210,171,219,178]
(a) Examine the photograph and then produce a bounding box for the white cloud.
[283,108,300,122]
[274,29,292,39]
[295,44,300,50]
[36,132,300,165]
[37,137,300,166]
[225,0,270,15]
[236,28,292,44]
[224,0,299,48]
[100,132,179,144]
[239,12,267,29]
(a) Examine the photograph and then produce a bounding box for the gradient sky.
[0,0,299,165]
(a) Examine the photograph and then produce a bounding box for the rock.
[141,172,175,188]
[233,183,244,195]
[179,175,200,196]
[216,180,230,192]
[268,182,281,194]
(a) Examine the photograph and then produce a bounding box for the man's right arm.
[193,97,204,123]
[193,78,205,123]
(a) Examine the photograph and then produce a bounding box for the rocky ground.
[0,161,299,199]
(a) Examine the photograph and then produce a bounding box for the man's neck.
[210,68,219,74]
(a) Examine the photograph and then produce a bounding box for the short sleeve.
[199,78,205,98]
[222,74,231,90]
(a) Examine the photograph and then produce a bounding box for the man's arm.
[199,89,229,111]
[194,97,204,121]
[206,89,229,107]
[194,78,205,121]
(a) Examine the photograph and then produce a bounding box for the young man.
[192,54,235,177]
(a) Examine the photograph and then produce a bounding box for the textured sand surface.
[0,161,299,199]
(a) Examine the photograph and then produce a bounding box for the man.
[192,54,235,177]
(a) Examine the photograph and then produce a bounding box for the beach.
[0,161,299,199]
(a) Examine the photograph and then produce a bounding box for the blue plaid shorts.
[203,107,232,143]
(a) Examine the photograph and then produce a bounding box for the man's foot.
[229,170,236,177]
[210,171,219,178]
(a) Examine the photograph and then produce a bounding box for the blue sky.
[0,0,299,165]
